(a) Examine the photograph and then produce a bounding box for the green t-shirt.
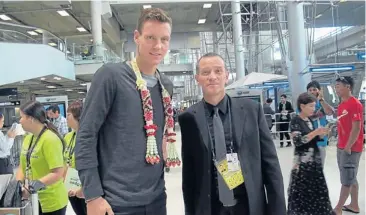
[20,129,68,213]
[63,131,76,168]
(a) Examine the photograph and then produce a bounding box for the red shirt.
[337,97,364,152]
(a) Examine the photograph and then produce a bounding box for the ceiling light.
[35,29,43,34]
[143,5,151,9]
[77,27,87,32]
[27,31,38,36]
[40,77,46,80]
[198,19,206,24]
[78,91,85,94]
[339,0,347,2]
[57,10,69,16]
[53,77,61,80]
[80,83,87,86]
[65,89,73,92]
[315,14,322,19]
[46,86,57,89]
[48,42,57,46]
[0,14,11,21]
[203,4,212,8]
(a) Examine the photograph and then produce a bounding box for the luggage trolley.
[0,174,40,215]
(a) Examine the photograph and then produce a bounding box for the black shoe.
[280,145,284,148]
[165,167,170,173]
[286,144,292,147]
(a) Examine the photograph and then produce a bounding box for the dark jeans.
[39,204,66,215]
[0,157,13,174]
[112,192,166,215]
[69,196,87,215]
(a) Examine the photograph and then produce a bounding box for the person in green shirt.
[63,100,86,215]
[16,101,68,215]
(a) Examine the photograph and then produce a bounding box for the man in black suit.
[178,53,286,215]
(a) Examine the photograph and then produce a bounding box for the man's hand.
[7,129,16,138]
[344,145,352,155]
[87,197,114,215]
[318,91,324,100]
[75,188,84,199]
[68,189,76,197]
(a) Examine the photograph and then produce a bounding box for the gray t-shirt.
[75,62,173,208]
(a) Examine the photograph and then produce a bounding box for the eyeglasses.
[336,76,350,86]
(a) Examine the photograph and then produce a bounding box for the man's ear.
[134,30,140,45]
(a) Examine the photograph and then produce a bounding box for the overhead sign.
[0,101,20,106]
[309,65,355,73]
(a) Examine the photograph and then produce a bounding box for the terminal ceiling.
[0,1,364,46]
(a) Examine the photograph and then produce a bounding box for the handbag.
[0,179,22,208]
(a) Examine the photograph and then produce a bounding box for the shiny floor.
[67,131,365,215]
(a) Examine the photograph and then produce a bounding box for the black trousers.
[69,196,87,215]
[112,192,166,215]
[0,157,13,174]
[212,200,249,215]
[39,204,66,215]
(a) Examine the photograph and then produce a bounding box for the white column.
[287,2,311,103]
[231,0,245,79]
[91,0,103,59]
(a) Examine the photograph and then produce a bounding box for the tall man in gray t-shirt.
[75,8,177,215]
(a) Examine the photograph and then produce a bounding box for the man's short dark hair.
[196,52,226,72]
[336,76,354,90]
[266,98,273,103]
[280,94,287,99]
[307,80,321,90]
[47,105,60,113]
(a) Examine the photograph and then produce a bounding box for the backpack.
[0,179,22,207]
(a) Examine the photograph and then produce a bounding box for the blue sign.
[309,65,355,73]
[357,52,365,60]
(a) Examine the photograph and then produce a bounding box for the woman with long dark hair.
[287,93,334,215]
[63,100,86,215]
[16,101,68,215]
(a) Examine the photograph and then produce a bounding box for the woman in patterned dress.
[287,93,335,215]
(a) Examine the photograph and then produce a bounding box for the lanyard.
[26,127,47,170]
[66,132,76,165]
[204,101,234,161]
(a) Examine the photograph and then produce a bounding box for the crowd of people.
[0,7,364,215]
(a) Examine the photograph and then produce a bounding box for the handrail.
[314,26,353,43]
[0,21,64,42]
[0,29,38,42]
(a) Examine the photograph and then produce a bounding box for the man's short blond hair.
[137,8,172,33]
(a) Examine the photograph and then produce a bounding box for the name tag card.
[64,167,81,190]
[215,153,244,190]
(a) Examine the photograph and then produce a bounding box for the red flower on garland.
[163,97,171,103]
[167,118,174,127]
[144,111,153,121]
[141,90,149,100]
[166,107,173,115]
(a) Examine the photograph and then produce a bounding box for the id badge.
[215,155,244,190]
[25,168,31,188]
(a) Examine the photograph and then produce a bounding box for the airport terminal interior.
[0,0,365,214]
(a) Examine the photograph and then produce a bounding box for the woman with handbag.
[63,100,86,215]
[16,101,68,215]
[287,93,334,215]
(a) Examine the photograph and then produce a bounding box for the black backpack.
[0,179,22,207]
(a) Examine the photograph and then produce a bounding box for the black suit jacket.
[178,96,286,215]
[278,101,294,122]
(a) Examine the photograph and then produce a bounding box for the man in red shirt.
[334,76,364,215]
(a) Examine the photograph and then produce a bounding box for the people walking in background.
[333,76,364,215]
[46,105,68,137]
[0,113,16,174]
[263,98,275,131]
[179,53,285,215]
[64,100,86,215]
[278,94,294,147]
[287,92,333,215]
[16,101,68,215]
[306,80,334,167]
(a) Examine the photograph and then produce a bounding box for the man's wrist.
[86,196,101,203]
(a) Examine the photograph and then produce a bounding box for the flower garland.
[131,59,181,167]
